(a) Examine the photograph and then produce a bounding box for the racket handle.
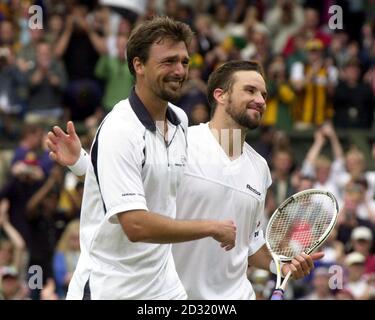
[270,289,284,300]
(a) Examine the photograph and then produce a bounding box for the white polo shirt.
[67,88,188,300]
[172,123,272,300]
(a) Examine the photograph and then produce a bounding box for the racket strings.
[267,193,335,259]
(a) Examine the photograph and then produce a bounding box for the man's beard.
[155,77,185,103]
[158,88,181,104]
[225,96,261,130]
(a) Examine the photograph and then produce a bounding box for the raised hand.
[46,121,82,166]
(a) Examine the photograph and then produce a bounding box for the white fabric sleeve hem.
[248,230,266,256]
[106,202,149,224]
[68,148,89,176]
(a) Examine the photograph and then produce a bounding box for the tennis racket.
[265,189,339,300]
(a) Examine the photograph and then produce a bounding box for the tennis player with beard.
[45,17,236,300]
[46,60,322,300]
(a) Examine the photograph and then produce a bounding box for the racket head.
[265,189,339,262]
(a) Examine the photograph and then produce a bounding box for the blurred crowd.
[0,0,375,300]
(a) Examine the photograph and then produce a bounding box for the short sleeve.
[95,121,148,224]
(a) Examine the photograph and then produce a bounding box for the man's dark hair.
[127,16,194,77]
[207,60,264,115]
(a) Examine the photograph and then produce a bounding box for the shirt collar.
[128,87,181,132]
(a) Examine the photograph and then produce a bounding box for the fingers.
[67,121,77,137]
[289,253,320,279]
[301,253,314,270]
[294,254,312,276]
[49,151,58,162]
[47,131,59,144]
[310,252,325,261]
[290,258,305,279]
[53,126,67,138]
[46,139,58,153]
[215,220,236,251]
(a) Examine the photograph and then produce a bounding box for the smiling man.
[48,16,236,300]
[172,61,323,299]
[47,58,322,299]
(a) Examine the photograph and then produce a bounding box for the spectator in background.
[262,55,295,130]
[239,10,270,65]
[53,219,80,299]
[0,199,26,274]
[243,24,270,68]
[210,2,238,45]
[337,180,375,246]
[0,20,20,54]
[106,16,132,57]
[55,2,104,122]
[344,251,375,300]
[252,125,276,165]
[25,41,67,124]
[265,148,296,220]
[335,288,355,300]
[300,267,335,300]
[193,14,216,59]
[176,37,209,125]
[318,227,345,267]
[290,38,338,129]
[0,160,44,248]
[45,13,65,46]
[11,123,53,177]
[337,148,375,201]
[283,7,331,57]
[327,30,350,69]
[264,0,304,55]
[300,123,344,199]
[26,165,69,299]
[16,28,45,74]
[350,226,375,274]
[95,35,133,113]
[333,59,374,129]
[0,266,28,300]
[0,45,27,137]
[0,123,51,246]
[59,180,84,221]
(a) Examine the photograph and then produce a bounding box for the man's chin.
[160,90,182,103]
[240,117,262,130]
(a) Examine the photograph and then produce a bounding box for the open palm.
[46,121,82,166]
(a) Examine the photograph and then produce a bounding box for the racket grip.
[270,289,284,300]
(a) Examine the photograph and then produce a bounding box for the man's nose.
[254,92,265,106]
[174,61,187,77]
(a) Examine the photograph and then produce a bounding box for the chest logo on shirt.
[174,155,187,167]
[246,184,261,196]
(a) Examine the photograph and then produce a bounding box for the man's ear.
[213,88,227,106]
[133,57,145,76]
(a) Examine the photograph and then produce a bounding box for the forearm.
[248,244,273,271]
[26,179,56,214]
[88,31,107,55]
[2,222,25,249]
[305,140,325,164]
[329,135,344,160]
[54,28,72,58]
[119,210,217,243]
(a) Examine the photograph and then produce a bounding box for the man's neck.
[209,112,247,160]
[134,84,168,122]
[134,84,169,139]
